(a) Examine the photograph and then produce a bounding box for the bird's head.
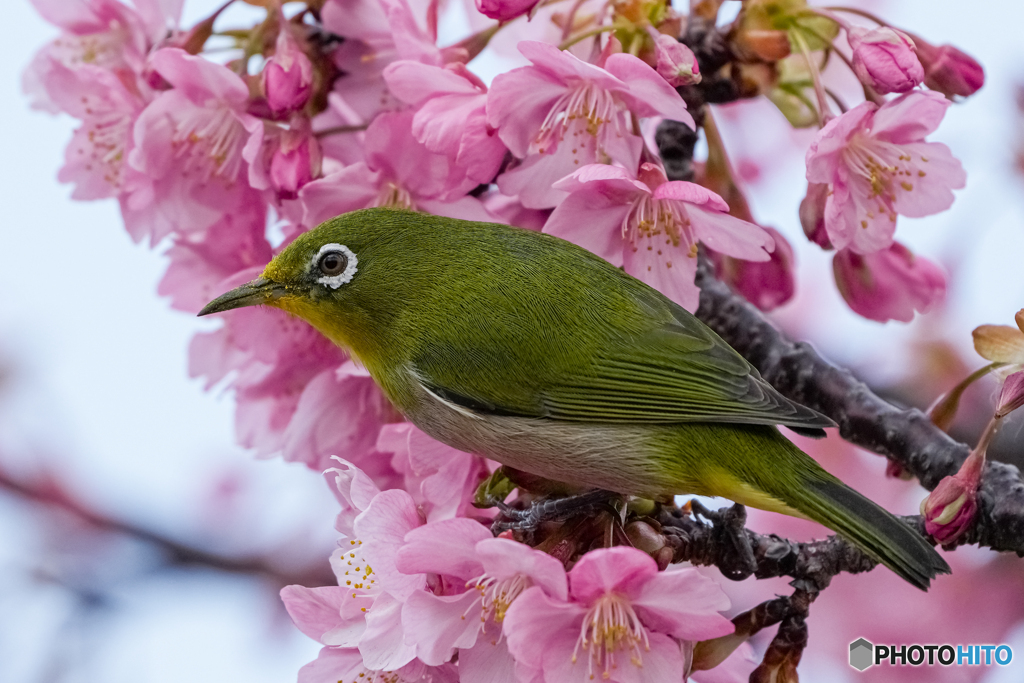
[198,208,413,354]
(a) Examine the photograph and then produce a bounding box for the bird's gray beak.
[198,278,285,316]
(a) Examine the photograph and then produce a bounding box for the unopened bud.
[653,34,701,87]
[848,26,924,94]
[911,34,985,99]
[996,370,1024,418]
[921,441,986,544]
[264,25,313,116]
[711,227,795,312]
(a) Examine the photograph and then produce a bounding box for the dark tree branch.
[691,259,1024,556]
[659,503,879,591]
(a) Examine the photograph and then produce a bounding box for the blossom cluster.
[279,454,754,682]
[26,0,985,679]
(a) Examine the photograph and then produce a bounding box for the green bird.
[200,207,949,589]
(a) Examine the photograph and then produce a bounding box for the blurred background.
[2,0,1024,681]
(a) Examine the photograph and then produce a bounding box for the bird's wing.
[411,287,834,432]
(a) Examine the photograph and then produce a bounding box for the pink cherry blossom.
[709,226,795,312]
[376,423,491,522]
[396,517,568,676]
[300,111,493,228]
[805,90,966,254]
[847,26,924,95]
[503,546,733,683]
[282,482,428,672]
[545,163,774,311]
[325,458,384,537]
[24,0,180,112]
[653,33,701,87]
[263,21,313,116]
[322,0,443,120]
[127,47,261,242]
[488,41,694,208]
[37,59,148,202]
[832,242,946,323]
[384,60,507,186]
[297,648,458,683]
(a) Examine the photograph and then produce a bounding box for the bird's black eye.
[319,251,347,277]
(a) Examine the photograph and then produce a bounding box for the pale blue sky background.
[2,1,1024,681]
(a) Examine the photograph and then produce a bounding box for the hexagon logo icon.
[849,638,874,671]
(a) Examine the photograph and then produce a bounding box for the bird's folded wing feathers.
[412,296,835,432]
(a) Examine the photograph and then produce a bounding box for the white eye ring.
[313,243,358,289]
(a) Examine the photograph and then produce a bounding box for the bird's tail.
[703,427,951,590]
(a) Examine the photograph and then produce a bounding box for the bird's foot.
[688,500,758,580]
[491,490,621,536]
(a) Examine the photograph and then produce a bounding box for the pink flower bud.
[654,34,701,87]
[798,182,832,249]
[270,126,321,199]
[475,0,539,22]
[263,26,313,116]
[710,227,795,311]
[912,35,985,99]
[832,242,946,323]
[921,445,984,544]
[848,26,924,94]
[997,370,1024,418]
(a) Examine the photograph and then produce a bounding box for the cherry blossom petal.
[487,66,569,157]
[890,141,966,218]
[503,586,587,671]
[458,636,520,683]
[280,585,350,644]
[150,47,249,106]
[567,546,658,604]
[300,164,381,228]
[652,181,730,212]
[476,538,569,600]
[384,60,482,105]
[631,567,733,640]
[543,189,631,265]
[623,237,700,311]
[395,517,492,580]
[804,102,875,182]
[354,489,425,600]
[325,458,383,536]
[402,590,483,665]
[517,40,623,91]
[358,592,417,671]
[870,90,951,144]
[604,52,694,127]
[688,205,774,262]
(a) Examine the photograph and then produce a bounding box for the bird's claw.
[491,490,619,536]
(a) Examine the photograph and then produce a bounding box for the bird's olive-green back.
[269,208,830,430]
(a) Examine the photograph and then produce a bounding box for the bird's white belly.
[404,386,680,498]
